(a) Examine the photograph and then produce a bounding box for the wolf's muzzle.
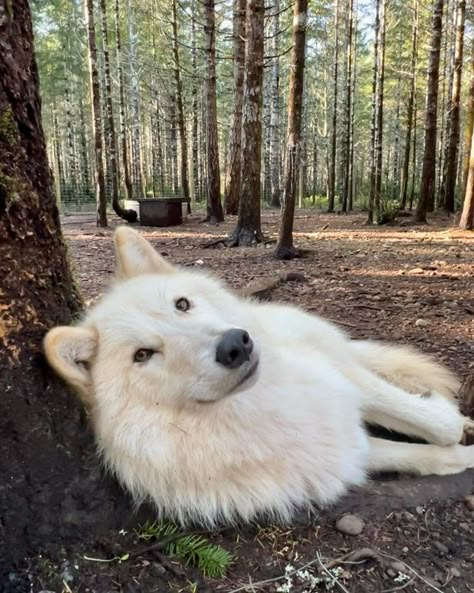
[215,329,254,369]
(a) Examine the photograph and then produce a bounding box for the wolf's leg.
[356,370,465,446]
[367,437,474,476]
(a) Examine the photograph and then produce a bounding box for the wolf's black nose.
[216,329,254,369]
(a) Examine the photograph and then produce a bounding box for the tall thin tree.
[85,0,107,226]
[341,0,355,212]
[115,0,133,202]
[328,0,339,213]
[224,0,246,215]
[275,0,308,259]
[269,0,281,208]
[374,0,386,223]
[460,130,474,230]
[400,0,419,209]
[127,0,143,198]
[204,0,224,222]
[228,0,265,245]
[415,0,445,223]
[442,0,466,212]
[99,0,136,222]
[462,38,474,194]
[368,0,381,223]
[171,0,191,205]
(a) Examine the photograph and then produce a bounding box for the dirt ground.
[20,209,474,593]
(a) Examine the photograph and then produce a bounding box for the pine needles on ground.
[135,521,232,578]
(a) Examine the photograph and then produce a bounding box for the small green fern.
[136,521,232,578]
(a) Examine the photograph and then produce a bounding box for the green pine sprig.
[135,521,232,578]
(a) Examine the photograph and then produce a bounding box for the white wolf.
[44,227,474,526]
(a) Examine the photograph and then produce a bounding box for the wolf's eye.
[133,349,154,363]
[175,297,191,312]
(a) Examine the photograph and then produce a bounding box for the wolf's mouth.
[229,357,260,395]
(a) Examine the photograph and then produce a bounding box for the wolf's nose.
[216,329,254,369]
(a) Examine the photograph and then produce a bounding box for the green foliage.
[0,105,17,145]
[378,199,400,225]
[136,521,232,578]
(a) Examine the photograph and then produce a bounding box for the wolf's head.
[44,227,260,408]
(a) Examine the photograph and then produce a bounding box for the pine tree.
[442,0,466,212]
[204,0,224,222]
[228,0,265,245]
[416,0,445,223]
[224,0,246,215]
[85,0,107,226]
[275,0,308,259]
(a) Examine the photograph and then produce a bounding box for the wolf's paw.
[421,392,465,446]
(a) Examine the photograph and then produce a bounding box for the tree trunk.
[400,0,418,209]
[374,0,386,223]
[115,0,133,202]
[78,96,91,191]
[348,5,357,211]
[443,0,466,212]
[52,104,65,200]
[224,0,246,215]
[460,131,474,230]
[368,0,380,223]
[191,0,200,203]
[127,0,143,198]
[328,0,339,213]
[275,0,308,259]
[263,78,272,204]
[391,72,402,199]
[410,98,418,210]
[171,0,190,205]
[228,0,265,245]
[438,0,456,207]
[269,0,281,208]
[415,0,445,223]
[204,0,224,222]
[85,0,107,226]
[64,84,77,196]
[462,39,474,195]
[0,1,130,577]
[99,0,137,222]
[341,0,355,213]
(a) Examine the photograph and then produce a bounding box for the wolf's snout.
[216,329,254,369]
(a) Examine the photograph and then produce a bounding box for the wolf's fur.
[44,227,474,526]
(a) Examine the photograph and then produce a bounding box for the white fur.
[44,227,474,526]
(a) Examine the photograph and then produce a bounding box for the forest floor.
[29,209,474,593]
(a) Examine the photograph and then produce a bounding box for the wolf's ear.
[44,326,97,403]
[114,226,175,280]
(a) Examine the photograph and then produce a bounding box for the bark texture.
[204,0,224,222]
[275,0,308,259]
[85,0,107,226]
[0,1,132,580]
[443,0,465,212]
[228,0,265,245]
[224,0,246,215]
[400,0,418,209]
[416,0,445,222]
[99,0,136,222]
